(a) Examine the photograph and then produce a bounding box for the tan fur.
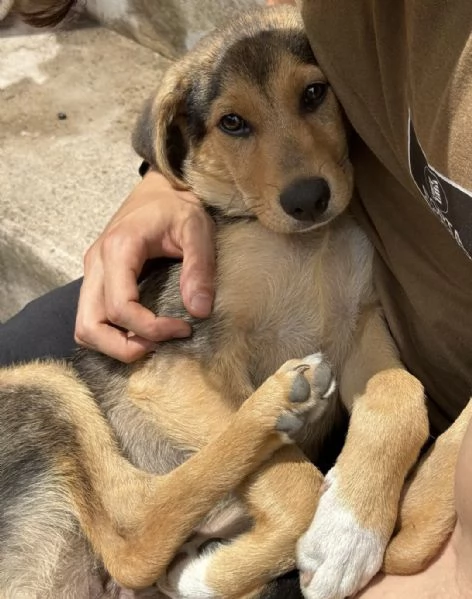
[187,59,352,234]
[384,399,472,573]
[139,6,460,583]
[336,307,429,537]
[134,6,432,587]
[206,447,322,596]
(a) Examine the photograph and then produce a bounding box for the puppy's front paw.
[269,353,336,441]
[297,469,385,599]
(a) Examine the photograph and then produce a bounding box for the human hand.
[75,170,215,362]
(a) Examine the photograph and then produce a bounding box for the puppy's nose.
[280,177,331,222]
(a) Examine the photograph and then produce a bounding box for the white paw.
[297,470,385,599]
[158,549,216,599]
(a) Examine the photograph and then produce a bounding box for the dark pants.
[0,279,82,367]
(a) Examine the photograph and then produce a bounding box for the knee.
[455,418,472,538]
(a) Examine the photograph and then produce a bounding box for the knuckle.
[74,320,92,344]
[141,321,158,339]
[74,328,88,347]
[106,301,126,325]
[101,228,136,259]
[185,203,210,226]
[101,230,122,256]
[121,351,140,365]
[83,244,98,270]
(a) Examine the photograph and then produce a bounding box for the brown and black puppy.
[131,8,429,598]
[0,8,345,598]
[0,6,452,599]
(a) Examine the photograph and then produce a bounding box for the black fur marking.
[166,123,188,177]
[186,83,210,144]
[0,451,49,540]
[132,97,157,165]
[0,385,82,543]
[214,29,316,92]
[314,402,349,474]
[183,28,315,146]
[259,569,304,599]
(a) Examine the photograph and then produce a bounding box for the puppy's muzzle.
[280,177,330,222]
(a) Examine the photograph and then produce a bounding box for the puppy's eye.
[218,113,251,137]
[301,82,328,112]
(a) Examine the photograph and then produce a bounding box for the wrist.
[140,168,201,206]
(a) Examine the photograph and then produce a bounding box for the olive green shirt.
[302,0,472,433]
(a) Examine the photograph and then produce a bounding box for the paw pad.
[289,370,312,403]
[313,361,334,397]
[276,412,305,434]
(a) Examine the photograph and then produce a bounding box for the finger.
[101,234,191,340]
[75,262,157,359]
[180,212,216,318]
[76,254,185,360]
[76,274,189,360]
[76,322,157,363]
[106,295,191,343]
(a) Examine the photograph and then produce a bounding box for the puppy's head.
[133,6,353,234]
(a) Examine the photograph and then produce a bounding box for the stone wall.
[0,20,172,322]
[86,0,264,59]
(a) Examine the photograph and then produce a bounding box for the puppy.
[1,6,459,599]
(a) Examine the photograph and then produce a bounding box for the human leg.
[0,279,81,366]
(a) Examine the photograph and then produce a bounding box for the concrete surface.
[0,19,171,322]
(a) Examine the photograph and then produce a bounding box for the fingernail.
[189,293,212,316]
[300,571,314,587]
[174,326,191,339]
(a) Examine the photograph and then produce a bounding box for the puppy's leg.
[384,398,472,574]
[97,354,328,590]
[162,355,336,599]
[164,449,322,599]
[0,358,320,594]
[298,306,429,599]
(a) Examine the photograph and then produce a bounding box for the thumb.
[179,211,216,318]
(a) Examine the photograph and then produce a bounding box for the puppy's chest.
[213,222,369,384]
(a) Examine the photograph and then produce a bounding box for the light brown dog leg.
[297,306,430,599]
[158,355,336,599]
[383,398,472,574]
[162,447,323,599]
[81,354,329,590]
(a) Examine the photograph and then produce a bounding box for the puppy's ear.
[132,67,191,190]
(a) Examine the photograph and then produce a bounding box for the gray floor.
[0,16,171,321]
